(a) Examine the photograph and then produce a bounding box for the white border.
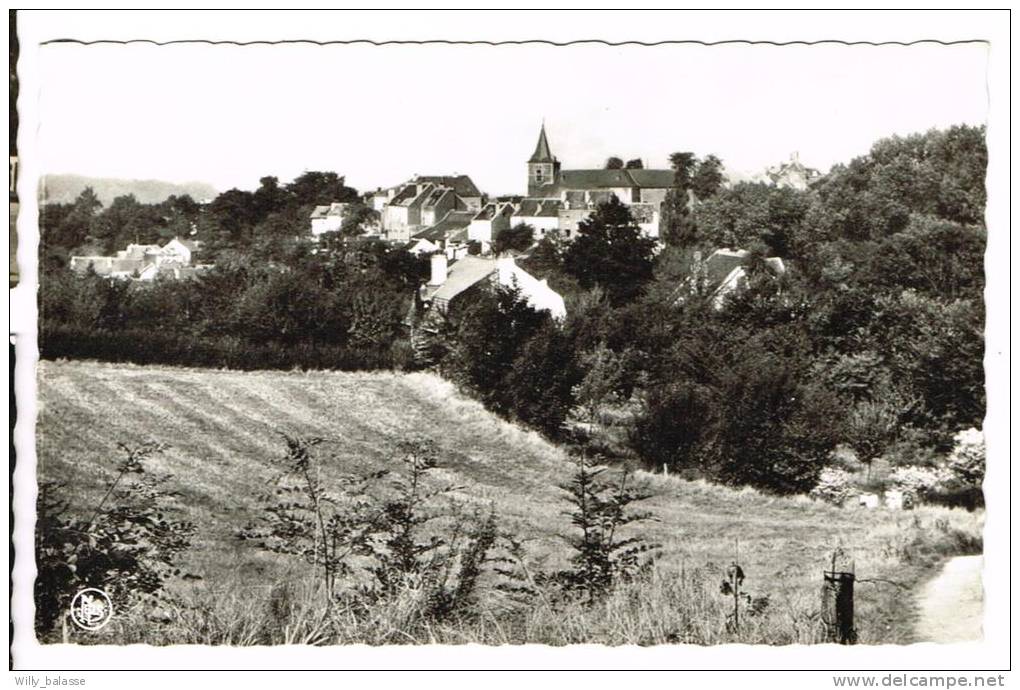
[9,9,1013,676]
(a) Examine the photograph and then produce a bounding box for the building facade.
[522,124,679,239]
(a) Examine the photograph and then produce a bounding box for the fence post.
[821,550,857,644]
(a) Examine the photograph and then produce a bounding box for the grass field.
[34,359,983,645]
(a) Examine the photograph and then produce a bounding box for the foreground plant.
[557,454,660,602]
[240,435,508,624]
[34,442,195,637]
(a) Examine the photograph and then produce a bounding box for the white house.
[512,198,562,238]
[309,202,350,237]
[689,248,788,309]
[418,253,566,320]
[160,237,200,265]
[468,202,515,245]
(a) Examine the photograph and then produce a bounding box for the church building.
[522,124,679,238]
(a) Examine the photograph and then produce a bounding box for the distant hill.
[40,174,218,206]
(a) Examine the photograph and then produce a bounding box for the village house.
[309,202,350,237]
[379,174,483,242]
[416,175,483,211]
[406,252,567,338]
[512,198,562,239]
[763,152,821,191]
[674,248,788,309]
[468,202,516,248]
[368,186,399,212]
[419,187,461,228]
[70,237,209,281]
[410,210,476,260]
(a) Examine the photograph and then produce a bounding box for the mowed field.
[34,359,983,645]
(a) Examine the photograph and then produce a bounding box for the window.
[631,187,641,203]
[535,167,544,182]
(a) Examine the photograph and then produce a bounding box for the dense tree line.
[41,197,425,370]
[39,127,986,496]
[441,126,986,495]
[39,170,375,268]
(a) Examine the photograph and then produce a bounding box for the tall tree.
[668,152,698,188]
[252,176,289,223]
[492,223,535,255]
[604,157,624,170]
[563,195,656,306]
[287,171,357,207]
[692,154,724,200]
[625,158,644,170]
[658,152,702,248]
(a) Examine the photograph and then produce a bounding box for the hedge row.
[39,325,399,372]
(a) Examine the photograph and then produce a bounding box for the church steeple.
[527,122,560,196]
[529,124,556,163]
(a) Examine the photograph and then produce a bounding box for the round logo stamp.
[69,588,114,631]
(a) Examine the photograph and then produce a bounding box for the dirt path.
[915,555,983,643]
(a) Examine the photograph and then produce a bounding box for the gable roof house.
[468,202,516,246]
[416,175,483,210]
[369,186,399,212]
[69,237,209,281]
[407,253,566,336]
[403,236,442,256]
[382,182,436,242]
[380,174,483,243]
[419,187,462,228]
[160,237,200,264]
[513,198,563,238]
[309,202,352,238]
[677,248,787,309]
[412,210,477,259]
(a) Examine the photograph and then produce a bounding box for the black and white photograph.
[8,9,1010,678]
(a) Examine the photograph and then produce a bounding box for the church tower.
[527,124,560,197]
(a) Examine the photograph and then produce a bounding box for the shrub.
[238,434,385,601]
[942,427,985,509]
[809,467,856,505]
[240,435,509,623]
[946,428,985,485]
[888,465,952,503]
[34,442,195,637]
[556,454,660,602]
[40,325,395,371]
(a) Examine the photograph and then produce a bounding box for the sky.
[26,15,989,198]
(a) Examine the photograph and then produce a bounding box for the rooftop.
[529,125,557,164]
[515,198,563,218]
[416,175,481,198]
[413,210,477,242]
[423,255,498,303]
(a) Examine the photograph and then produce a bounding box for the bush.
[40,324,396,371]
[35,442,195,637]
[809,467,856,505]
[888,465,952,503]
[556,455,660,602]
[887,429,984,510]
[240,435,510,623]
[942,427,985,509]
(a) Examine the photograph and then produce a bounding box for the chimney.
[429,252,448,286]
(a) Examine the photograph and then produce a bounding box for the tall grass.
[37,360,985,646]
[63,508,982,647]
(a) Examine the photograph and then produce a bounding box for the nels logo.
[69,588,114,631]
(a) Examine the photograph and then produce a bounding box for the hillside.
[35,360,982,645]
[40,174,218,206]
